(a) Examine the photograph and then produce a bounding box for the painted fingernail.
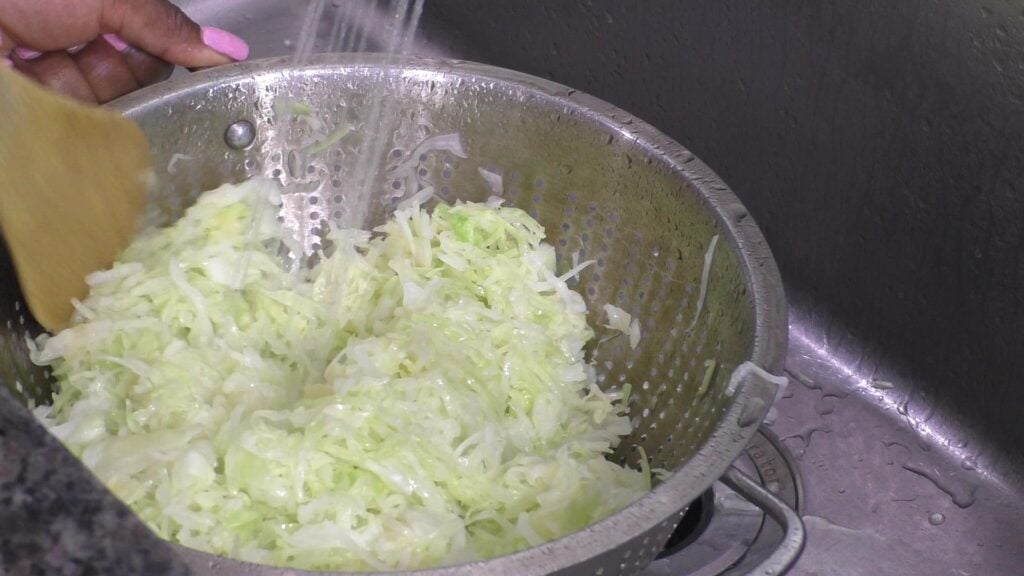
[103,34,130,53]
[200,27,249,61]
[14,47,42,60]
[2,58,13,68]
[66,43,87,54]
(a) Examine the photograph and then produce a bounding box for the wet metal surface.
[649,302,1024,576]
[772,304,1024,575]
[645,428,805,575]
[2,1,1022,574]
[105,0,1024,572]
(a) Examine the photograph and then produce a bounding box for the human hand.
[1,0,249,103]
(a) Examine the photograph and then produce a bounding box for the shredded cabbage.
[687,234,719,333]
[603,304,641,350]
[31,178,650,571]
[304,125,351,155]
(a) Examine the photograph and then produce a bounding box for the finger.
[100,0,249,68]
[68,38,141,103]
[0,0,104,50]
[1,28,14,66]
[14,50,98,103]
[101,35,175,87]
[121,47,175,87]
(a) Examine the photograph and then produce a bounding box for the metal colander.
[2,55,788,575]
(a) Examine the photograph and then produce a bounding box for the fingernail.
[103,34,130,53]
[14,47,42,60]
[66,43,87,54]
[200,27,249,61]
[2,58,13,68]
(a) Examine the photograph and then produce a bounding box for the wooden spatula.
[0,66,151,332]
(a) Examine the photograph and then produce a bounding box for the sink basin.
[1,1,1021,574]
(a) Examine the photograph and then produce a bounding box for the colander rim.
[109,53,788,576]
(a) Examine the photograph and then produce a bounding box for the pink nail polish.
[66,43,86,54]
[103,34,130,53]
[200,27,249,61]
[14,47,42,60]
[2,58,13,68]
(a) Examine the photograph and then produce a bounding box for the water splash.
[280,0,429,241]
[292,0,328,64]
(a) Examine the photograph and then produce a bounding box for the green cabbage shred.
[31,178,650,571]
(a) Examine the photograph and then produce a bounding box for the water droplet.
[928,512,945,526]
[814,396,837,415]
[902,461,978,508]
[782,423,832,449]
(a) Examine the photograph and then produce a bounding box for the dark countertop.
[0,389,190,576]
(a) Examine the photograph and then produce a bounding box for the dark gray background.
[415,1,1024,464]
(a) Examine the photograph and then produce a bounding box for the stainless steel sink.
[178,1,1024,574]
[3,1,1022,574]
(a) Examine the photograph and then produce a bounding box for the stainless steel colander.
[3,55,798,575]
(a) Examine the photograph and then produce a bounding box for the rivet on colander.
[224,120,256,150]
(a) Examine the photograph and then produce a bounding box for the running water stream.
[279,0,428,255]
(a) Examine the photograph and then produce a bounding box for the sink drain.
[646,427,803,575]
[657,488,715,558]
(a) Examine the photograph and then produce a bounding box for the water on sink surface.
[797,515,917,576]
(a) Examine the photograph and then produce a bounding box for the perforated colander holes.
[646,261,677,322]
[638,534,663,562]
[440,160,454,181]
[654,431,676,457]
[563,193,577,219]
[692,336,707,357]
[648,518,682,558]
[308,208,327,231]
[243,157,260,175]
[619,547,650,576]
[527,192,542,219]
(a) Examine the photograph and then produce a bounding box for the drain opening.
[643,429,804,574]
[657,488,715,558]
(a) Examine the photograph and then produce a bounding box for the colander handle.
[720,466,806,576]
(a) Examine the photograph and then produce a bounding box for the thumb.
[100,0,249,67]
